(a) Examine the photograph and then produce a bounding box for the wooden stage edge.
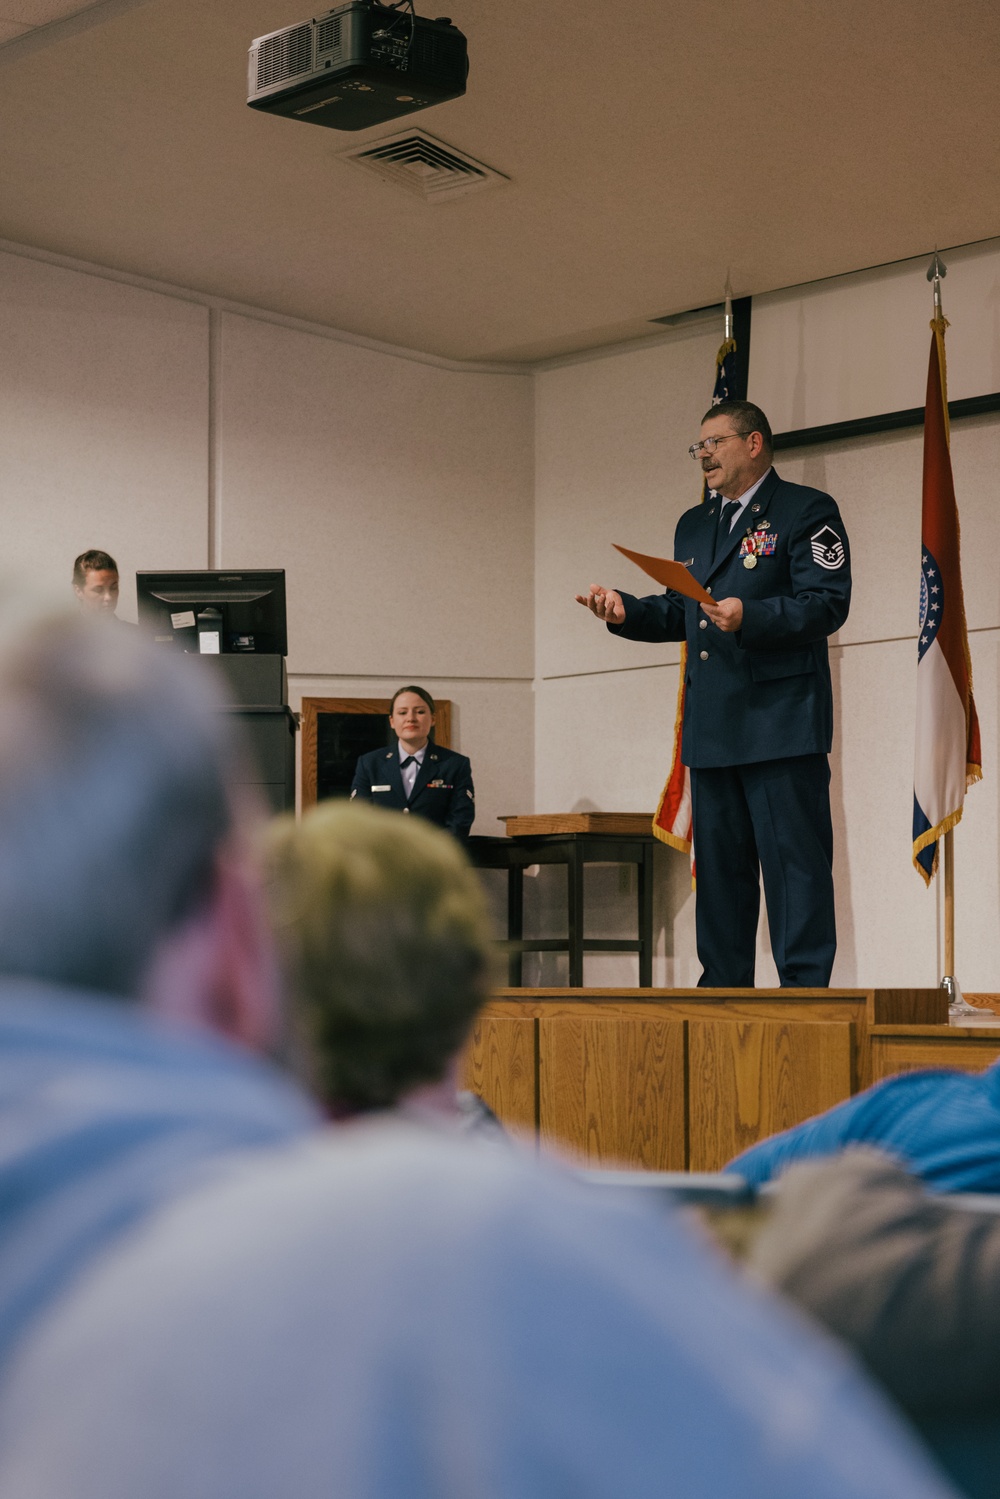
[461,985,1000,1174]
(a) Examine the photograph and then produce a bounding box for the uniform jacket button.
[699,649,709,661]
[699,618,707,629]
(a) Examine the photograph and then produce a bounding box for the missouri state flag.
[653,330,738,856]
[912,316,982,884]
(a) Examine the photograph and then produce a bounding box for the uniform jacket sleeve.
[444,755,475,838]
[349,755,374,802]
[607,589,687,644]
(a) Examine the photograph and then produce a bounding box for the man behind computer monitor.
[72,548,121,618]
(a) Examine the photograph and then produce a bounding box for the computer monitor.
[136,569,287,656]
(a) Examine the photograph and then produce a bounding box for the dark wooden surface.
[498,812,654,836]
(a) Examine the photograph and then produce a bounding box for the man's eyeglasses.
[688,433,744,460]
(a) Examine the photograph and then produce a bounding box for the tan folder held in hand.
[613,544,713,605]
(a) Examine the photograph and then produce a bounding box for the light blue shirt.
[0,982,316,1370]
[399,743,426,799]
[714,466,773,532]
[0,1120,961,1499]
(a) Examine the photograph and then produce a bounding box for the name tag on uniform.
[371,785,392,792]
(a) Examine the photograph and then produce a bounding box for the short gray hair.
[702,399,774,456]
[0,597,238,997]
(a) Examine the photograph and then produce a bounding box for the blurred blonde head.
[264,801,492,1111]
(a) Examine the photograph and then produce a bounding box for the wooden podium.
[461,986,953,1172]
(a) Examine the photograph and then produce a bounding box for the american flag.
[912,316,981,883]
[653,332,737,858]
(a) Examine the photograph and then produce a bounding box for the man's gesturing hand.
[700,597,743,632]
[575,585,625,626]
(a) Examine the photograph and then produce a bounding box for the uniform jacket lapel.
[384,749,407,807]
[690,501,721,589]
[711,507,745,577]
[409,746,440,804]
[704,469,782,583]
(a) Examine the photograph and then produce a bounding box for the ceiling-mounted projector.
[247,2,468,132]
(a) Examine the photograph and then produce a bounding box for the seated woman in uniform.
[349,685,475,838]
[263,800,500,1134]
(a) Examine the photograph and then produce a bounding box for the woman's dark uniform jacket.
[350,744,475,838]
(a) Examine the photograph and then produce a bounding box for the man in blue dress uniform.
[577,400,851,987]
[350,685,475,839]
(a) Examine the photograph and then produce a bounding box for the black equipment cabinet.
[189,655,297,814]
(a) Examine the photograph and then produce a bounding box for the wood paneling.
[459,994,969,1171]
[687,1019,853,1171]
[461,1015,536,1137]
[868,988,949,1025]
[538,1015,686,1169]
[871,1025,1000,1082]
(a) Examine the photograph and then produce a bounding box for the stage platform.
[460,987,1000,1172]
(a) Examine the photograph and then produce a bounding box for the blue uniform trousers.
[690,753,835,988]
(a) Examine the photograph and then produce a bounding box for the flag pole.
[652,285,738,859]
[926,252,977,1018]
[943,828,955,977]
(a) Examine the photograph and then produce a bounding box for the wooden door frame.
[300,696,453,809]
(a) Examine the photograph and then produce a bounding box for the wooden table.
[467,813,657,987]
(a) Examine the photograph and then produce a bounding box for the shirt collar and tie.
[711,468,773,565]
[399,743,426,800]
[712,467,773,536]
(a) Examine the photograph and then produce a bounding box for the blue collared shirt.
[714,466,773,532]
[399,743,426,799]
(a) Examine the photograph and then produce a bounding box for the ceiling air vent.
[340,130,508,203]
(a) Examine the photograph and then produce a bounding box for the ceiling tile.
[0,0,996,362]
[1,1,97,25]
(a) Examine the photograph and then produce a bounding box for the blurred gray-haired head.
[0,594,238,998]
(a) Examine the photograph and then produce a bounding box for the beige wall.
[534,324,734,985]
[751,236,1000,431]
[214,310,535,832]
[0,250,210,619]
[0,244,535,836]
[216,312,534,683]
